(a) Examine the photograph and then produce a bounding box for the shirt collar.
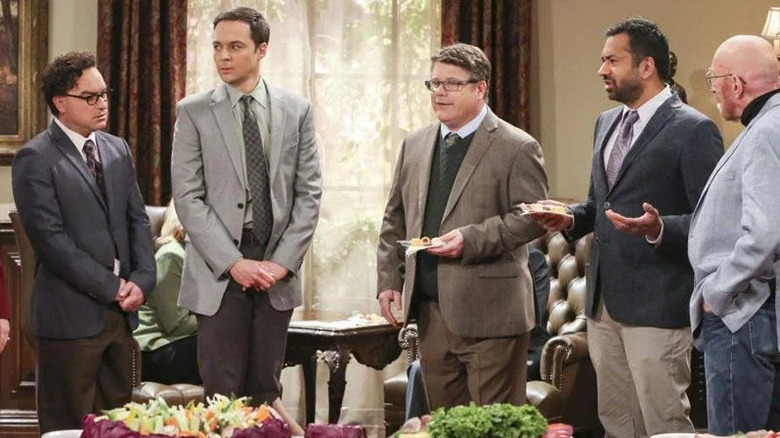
[440,104,488,139]
[622,85,672,125]
[53,117,98,155]
[227,77,269,109]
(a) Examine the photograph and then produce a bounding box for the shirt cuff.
[645,218,664,247]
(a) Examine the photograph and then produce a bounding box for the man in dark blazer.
[377,43,548,409]
[530,19,723,437]
[12,52,156,433]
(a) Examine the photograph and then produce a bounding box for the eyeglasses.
[704,72,745,91]
[63,89,112,105]
[424,79,479,92]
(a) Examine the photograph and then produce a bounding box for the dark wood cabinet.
[0,204,39,437]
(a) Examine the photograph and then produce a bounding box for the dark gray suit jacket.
[12,122,156,339]
[567,94,723,328]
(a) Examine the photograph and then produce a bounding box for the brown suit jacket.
[377,109,548,338]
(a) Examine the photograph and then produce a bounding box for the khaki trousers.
[588,300,694,438]
[417,301,529,409]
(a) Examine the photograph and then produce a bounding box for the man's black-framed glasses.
[704,71,745,91]
[424,79,479,92]
[63,89,112,105]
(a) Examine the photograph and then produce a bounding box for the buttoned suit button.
[604,201,611,209]
[595,237,600,244]
[233,239,239,245]
[237,203,244,209]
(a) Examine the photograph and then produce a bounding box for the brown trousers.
[36,306,134,433]
[197,233,293,405]
[417,301,530,409]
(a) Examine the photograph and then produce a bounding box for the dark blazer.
[11,122,156,339]
[567,94,723,328]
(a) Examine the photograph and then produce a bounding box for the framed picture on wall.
[0,0,47,165]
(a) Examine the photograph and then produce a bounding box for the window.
[187,0,441,313]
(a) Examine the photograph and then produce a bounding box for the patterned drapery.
[97,0,187,205]
[442,0,532,130]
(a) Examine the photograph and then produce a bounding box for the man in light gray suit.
[377,43,548,409]
[171,7,321,413]
[12,52,156,433]
[688,35,780,436]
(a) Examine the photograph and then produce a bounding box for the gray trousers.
[197,232,293,405]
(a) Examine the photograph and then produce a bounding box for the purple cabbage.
[304,424,366,438]
[81,414,292,438]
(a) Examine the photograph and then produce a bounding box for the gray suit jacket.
[377,109,548,338]
[172,81,322,315]
[11,122,156,339]
[567,94,723,328]
[689,92,780,348]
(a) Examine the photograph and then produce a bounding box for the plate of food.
[397,237,444,256]
[519,202,573,217]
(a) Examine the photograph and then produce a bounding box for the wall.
[0,0,98,203]
[530,0,778,200]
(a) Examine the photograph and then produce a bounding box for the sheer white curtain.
[186,1,440,435]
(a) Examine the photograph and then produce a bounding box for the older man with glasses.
[688,35,780,436]
[376,43,548,409]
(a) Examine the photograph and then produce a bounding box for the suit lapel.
[609,96,678,193]
[414,124,438,236]
[441,110,498,222]
[694,95,780,215]
[48,122,108,211]
[210,85,247,190]
[596,109,622,191]
[267,81,287,186]
[95,132,117,214]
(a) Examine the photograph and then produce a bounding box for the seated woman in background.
[133,202,200,384]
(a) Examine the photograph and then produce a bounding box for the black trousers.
[197,232,293,405]
[141,335,201,385]
[36,307,133,433]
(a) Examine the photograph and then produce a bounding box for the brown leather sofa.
[383,231,596,434]
[131,205,204,405]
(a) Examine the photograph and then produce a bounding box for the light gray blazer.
[688,92,780,348]
[171,81,322,315]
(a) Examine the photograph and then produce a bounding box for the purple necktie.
[606,110,639,189]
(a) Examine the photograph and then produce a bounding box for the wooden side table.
[284,312,402,425]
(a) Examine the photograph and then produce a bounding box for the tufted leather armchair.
[525,232,599,434]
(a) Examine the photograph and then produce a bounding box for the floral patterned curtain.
[442,0,532,130]
[97,0,188,205]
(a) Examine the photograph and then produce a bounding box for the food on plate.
[520,202,571,216]
[81,395,290,437]
[409,237,442,247]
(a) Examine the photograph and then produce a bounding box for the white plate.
[650,434,697,438]
[41,430,82,438]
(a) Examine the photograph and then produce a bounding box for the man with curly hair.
[12,51,156,433]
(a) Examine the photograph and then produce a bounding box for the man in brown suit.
[376,43,548,409]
